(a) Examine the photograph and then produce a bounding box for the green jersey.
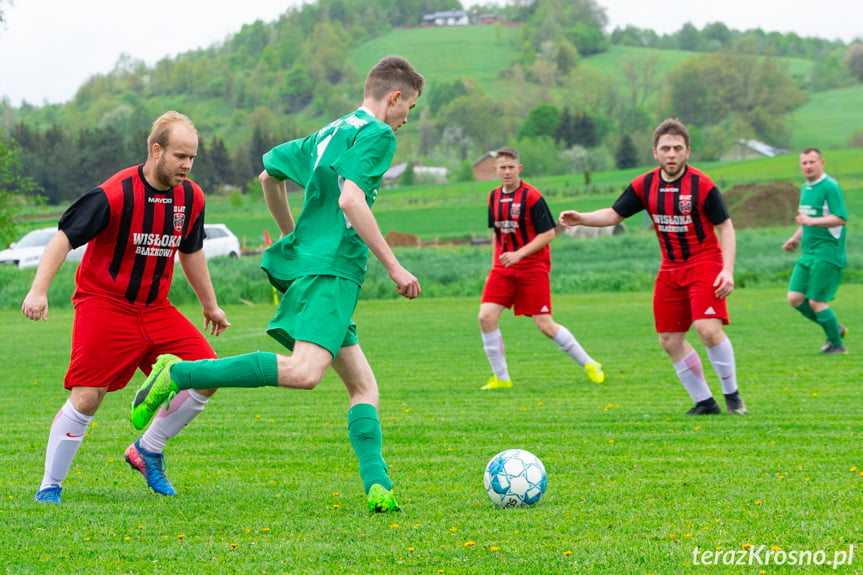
[799,174,847,268]
[261,108,397,287]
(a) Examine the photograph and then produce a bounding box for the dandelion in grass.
[390,524,399,529]
[563,550,572,556]
[409,547,415,552]
[851,466,857,472]
[464,541,475,547]
[490,546,500,552]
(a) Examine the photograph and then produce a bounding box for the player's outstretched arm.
[21,231,74,321]
[178,249,231,336]
[559,207,623,228]
[339,179,421,300]
[260,170,295,239]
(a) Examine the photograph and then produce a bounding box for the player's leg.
[36,386,107,503]
[689,268,746,415]
[655,271,719,415]
[479,302,511,388]
[37,299,146,502]
[127,306,221,495]
[479,268,515,389]
[788,260,820,326]
[332,344,399,513]
[533,314,605,383]
[807,261,846,354]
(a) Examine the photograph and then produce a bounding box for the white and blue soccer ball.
[483,448,547,508]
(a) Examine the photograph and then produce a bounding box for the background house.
[421,10,469,26]
[473,151,497,181]
[720,139,790,161]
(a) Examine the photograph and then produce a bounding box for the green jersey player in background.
[131,56,424,513]
[783,147,849,355]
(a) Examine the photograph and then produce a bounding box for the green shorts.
[789,259,843,303]
[267,275,360,359]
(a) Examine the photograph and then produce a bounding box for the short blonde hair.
[147,111,197,157]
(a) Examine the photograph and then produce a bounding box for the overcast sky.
[0,0,860,107]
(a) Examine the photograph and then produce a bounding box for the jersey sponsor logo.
[704,306,716,315]
[495,221,519,233]
[148,196,172,204]
[679,194,692,215]
[653,213,692,232]
[660,184,677,193]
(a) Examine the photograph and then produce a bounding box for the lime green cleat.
[131,354,181,430]
[481,376,513,390]
[367,484,401,513]
[585,362,605,383]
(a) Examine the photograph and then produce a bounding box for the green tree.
[518,103,561,140]
[0,130,41,244]
[614,133,639,169]
[844,43,863,82]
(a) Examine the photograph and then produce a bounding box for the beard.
[155,156,186,189]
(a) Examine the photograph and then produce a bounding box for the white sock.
[552,325,593,367]
[40,399,92,490]
[139,389,209,454]
[707,337,737,395]
[481,329,510,381]
[673,351,713,403]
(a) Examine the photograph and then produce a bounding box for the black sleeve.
[487,195,494,229]
[702,187,730,225]
[611,184,644,219]
[57,188,111,248]
[530,196,555,234]
[179,206,206,254]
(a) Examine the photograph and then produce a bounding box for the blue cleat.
[124,439,176,496]
[35,485,62,504]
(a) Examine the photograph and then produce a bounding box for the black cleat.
[820,343,848,355]
[723,391,748,415]
[820,324,847,353]
[685,398,722,415]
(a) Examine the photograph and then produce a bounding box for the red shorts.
[481,266,551,316]
[65,296,217,391]
[653,262,729,333]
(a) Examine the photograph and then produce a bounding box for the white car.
[0,227,86,269]
[202,223,241,259]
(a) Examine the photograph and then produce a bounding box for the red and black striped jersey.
[488,180,555,272]
[612,165,729,270]
[59,165,206,307]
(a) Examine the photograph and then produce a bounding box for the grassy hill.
[791,84,863,150]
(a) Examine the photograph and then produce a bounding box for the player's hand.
[713,269,735,299]
[203,307,231,336]
[21,291,49,321]
[498,251,523,268]
[390,265,421,300]
[795,210,812,226]
[558,210,582,227]
[782,237,799,252]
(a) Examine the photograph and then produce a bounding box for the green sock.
[170,352,279,390]
[815,308,843,345]
[795,300,819,323]
[348,404,391,493]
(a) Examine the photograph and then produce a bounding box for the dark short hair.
[495,146,519,162]
[800,147,822,157]
[364,56,425,101]
[653,118,690,149]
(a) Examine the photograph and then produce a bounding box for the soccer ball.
[483,449,547,508]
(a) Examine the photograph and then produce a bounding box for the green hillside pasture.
[582,45,813,98]
[792,85,863,151]
[2,288,862,574]
[350,26,521,100]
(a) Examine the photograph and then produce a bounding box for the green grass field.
[2,285,862,574]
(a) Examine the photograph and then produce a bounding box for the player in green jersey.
[783,147,849,355]
[130,56,424,513]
